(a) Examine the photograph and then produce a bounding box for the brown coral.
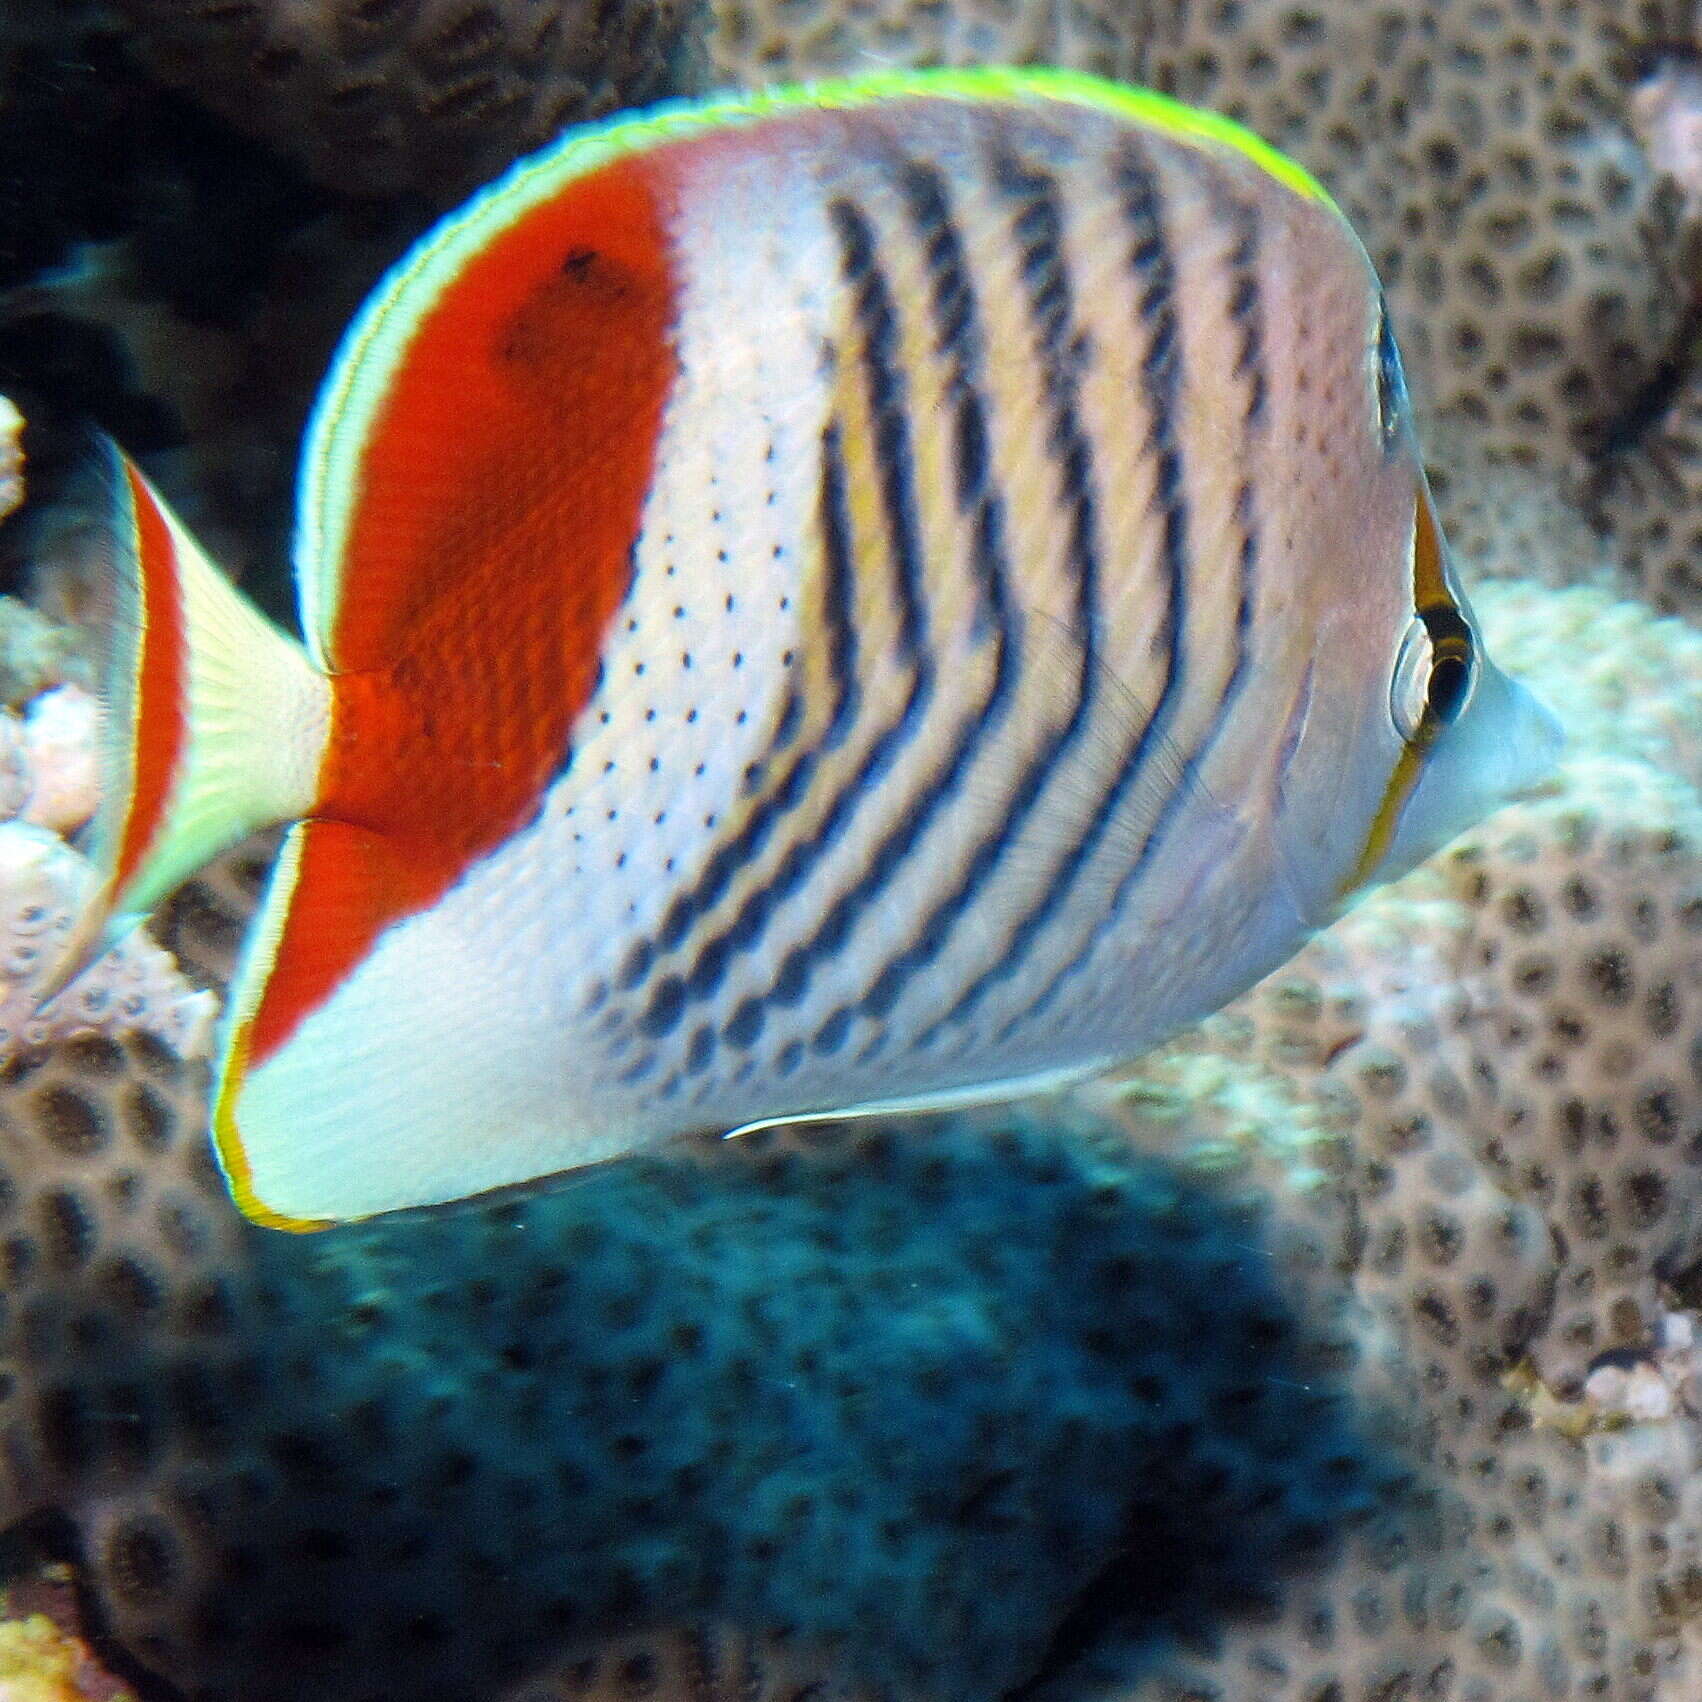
[0,1035,244,1537]
[1072,803,1702,1696]
[1052,581,1702,1702]
[111,0,707,201]
[707,0,1145,88]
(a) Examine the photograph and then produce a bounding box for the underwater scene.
[1,0,1702,1697]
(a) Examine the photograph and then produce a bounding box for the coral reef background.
[6,2,1702,1700]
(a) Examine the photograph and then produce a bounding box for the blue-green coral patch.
[22,1104,1382,1702]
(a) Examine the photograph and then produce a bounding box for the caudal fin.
[56,442,331,987]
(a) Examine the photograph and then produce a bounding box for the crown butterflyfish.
[66,68,1562,1228]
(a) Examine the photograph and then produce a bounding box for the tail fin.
[51,441,330,989]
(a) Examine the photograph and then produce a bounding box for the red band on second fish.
[246,152,680,1068]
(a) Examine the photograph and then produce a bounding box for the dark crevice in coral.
[1581,280,1702,513]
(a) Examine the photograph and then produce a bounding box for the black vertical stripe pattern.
[923,133,1194,1044]
[626,193,942,1058]
[1221,193,1264,691]
[996,174,1276,1041]
[829,195,929,662]
[896,159,1009,625]
[844,147,1118,1043]
[1228,198,1268,429]
[720,160,1033,1045]
[766,155,1031,1045]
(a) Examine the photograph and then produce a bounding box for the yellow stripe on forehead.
[570,67,1340,210]
[778,67,1339,211]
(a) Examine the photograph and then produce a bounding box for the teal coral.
[0,1058,1375,1702]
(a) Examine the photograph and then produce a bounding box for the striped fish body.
[80,71,1561,1227]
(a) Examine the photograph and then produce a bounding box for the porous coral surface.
[107,0,705,201]
[8,3,1702,1698]
[0,587,1692,1702]
[1039,586,1702,1702]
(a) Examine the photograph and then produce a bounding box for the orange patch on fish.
[249,155,680,1066]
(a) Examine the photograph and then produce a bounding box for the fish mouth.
[1367,654,1565,888]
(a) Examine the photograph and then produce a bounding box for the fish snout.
[1374,654,1564,882]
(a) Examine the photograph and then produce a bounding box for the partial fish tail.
[41,441,330,999]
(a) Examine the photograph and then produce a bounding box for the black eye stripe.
[1419,599,1471,651]
[1426,651,1472,722]
[1411,600,1475,736]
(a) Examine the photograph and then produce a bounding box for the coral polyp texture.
[707,0,1142,88]
[0,822,214,1068]
[1167,791,1702,1698]
[107,0,704,200]
[1052,587,1702,1702]
[9,4,1702,1699]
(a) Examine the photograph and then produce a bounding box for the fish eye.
[1391,607,1477,746]
[1420,598,1477,723]
[1426,645,1473,724]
